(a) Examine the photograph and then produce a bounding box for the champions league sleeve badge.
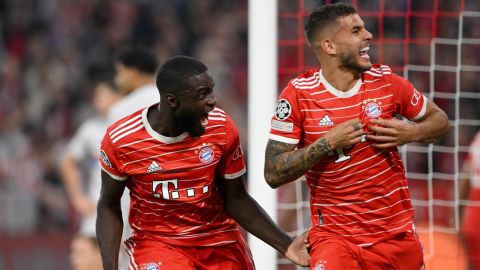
[362,98,382,119]
[275,99,292,120]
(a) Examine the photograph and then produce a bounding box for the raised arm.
[264,119,365,188]
[367,99,450,148]
[220,175,309,266]
[96,170,126,270]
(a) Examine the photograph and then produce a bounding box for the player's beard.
[175,109,205,138]
[339,50,371,74]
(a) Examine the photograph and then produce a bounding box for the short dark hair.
[305,3,357,44]
[155,55,208,95]
[115,46,158,74]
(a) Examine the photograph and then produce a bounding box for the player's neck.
[147,105,184,138]
[321,67,361,92]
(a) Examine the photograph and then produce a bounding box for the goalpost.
[249,1,480,270]
[248,0,278,269]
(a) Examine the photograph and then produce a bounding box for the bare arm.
[367,99,450,148]
[220,176,309,266]
[60,154,96,215]
[264,119,365,188]
[97,170,126,270]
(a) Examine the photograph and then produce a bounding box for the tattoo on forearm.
[307,138,331,161]
[265,138,331,187]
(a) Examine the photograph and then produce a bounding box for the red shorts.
[124,236,255,270]
[308,229,424,270]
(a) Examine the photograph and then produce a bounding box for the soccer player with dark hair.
[97,55,309,269]
[264,3,449,270]
[108,46,160,122]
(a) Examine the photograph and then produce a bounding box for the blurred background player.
[97,55,309,269]
[460,131,480,270]
[60,78,120,236]
[108,45,159,123]
[264,3,449,269]
[70,234,103,270]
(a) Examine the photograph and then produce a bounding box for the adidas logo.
[147,161,162,173]
[318,115,334,126]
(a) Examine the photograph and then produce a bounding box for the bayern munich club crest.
[196,143,215,164]
[275,99,291,120]
[314,261,327,270]
[362,99,382,118]
[141,262,161,270]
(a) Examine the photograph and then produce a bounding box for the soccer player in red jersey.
[97,55,309,269]
[460,131,480,270]
[264,3,450,270]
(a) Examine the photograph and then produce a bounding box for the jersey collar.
[142,106,189,144]
[319,70,362,98]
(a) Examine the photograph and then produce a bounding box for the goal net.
[270,1,480,269]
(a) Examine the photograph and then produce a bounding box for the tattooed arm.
[264,119,365,188]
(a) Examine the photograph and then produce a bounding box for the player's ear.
[165,93,178,108]
[320,38,336,55]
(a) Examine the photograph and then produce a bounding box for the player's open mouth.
[359,46,370,58]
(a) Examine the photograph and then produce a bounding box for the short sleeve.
[99,131,128,181]
[391,73,427,121]
[269,83,303,145]
[216,116,246,179]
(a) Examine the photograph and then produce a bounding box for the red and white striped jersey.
[270,65,427,246]
[99,105,246,247]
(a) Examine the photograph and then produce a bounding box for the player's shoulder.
[288,68,321,90]
[104,109,145,144]
[363,64,393,79]
[207,107,231,126]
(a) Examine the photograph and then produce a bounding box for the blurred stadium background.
[0,0,479,269]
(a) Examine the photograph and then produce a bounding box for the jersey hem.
[224,167,246,179]
[269,134,299,144]
[411,95,428,121]
[99,164,128,181]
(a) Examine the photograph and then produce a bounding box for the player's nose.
[206,93,217,107]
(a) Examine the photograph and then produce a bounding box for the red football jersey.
[99,106,246,247]
[270,65,427,246]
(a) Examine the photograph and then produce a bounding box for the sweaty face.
[174,72,217,137]
[332,14,373,73]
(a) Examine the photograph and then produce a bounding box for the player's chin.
[358,59,372,70]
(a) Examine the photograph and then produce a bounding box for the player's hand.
[72,194,96,216]
[284,232,310,267]
[322,118,364,150]
[367,118,416,148]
